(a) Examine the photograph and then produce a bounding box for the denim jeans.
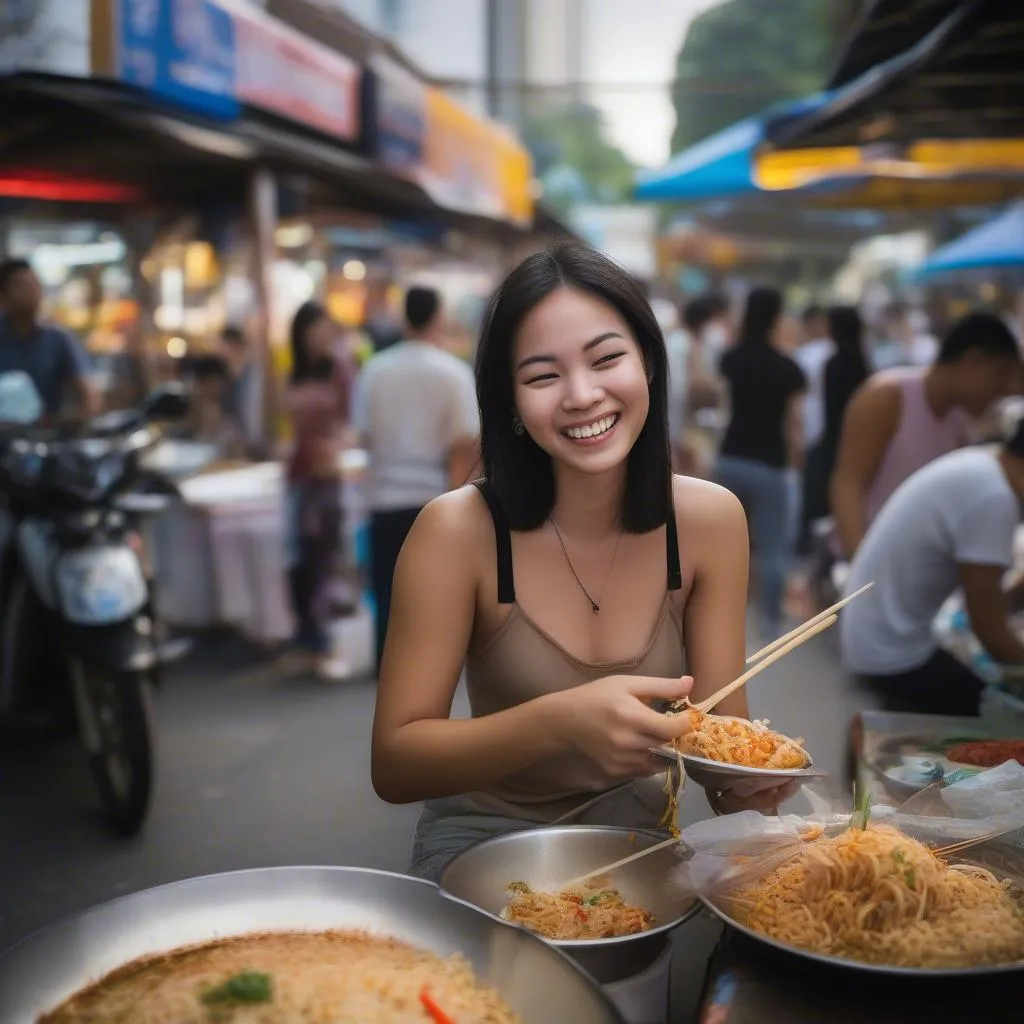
[716,454,792,639]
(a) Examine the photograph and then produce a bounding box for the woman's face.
[512,286,650,476]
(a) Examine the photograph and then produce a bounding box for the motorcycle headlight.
[55,547,147,625]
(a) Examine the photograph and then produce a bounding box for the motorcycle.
[0,378,191,836]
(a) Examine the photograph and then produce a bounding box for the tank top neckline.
[471,480,684,671]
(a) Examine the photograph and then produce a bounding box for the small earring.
[512,415,525,436]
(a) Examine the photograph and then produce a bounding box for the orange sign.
[422,88,533,226]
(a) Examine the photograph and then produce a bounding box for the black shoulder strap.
[666,489,682,592]
[473,479,516,604]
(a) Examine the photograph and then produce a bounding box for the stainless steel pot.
[0,865,626,1024]
[441,826,699,984]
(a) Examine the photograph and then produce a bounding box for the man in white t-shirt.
[840,422,1024,716]
[352,286,480,671]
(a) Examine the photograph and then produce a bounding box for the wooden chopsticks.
[671,582,875,714]
[559,837,680,890]
[934,831,1006,859]
[745,583,875,666]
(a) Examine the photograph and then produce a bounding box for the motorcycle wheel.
[69,659,154,836]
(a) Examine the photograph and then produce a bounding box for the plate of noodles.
[701,824,1024,977]
[0,866,626,1024]
[652,709,826,787]
[442,826,698,983]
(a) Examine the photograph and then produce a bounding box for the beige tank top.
[455,481,687,822]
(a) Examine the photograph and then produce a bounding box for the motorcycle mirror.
[144,383,190,421]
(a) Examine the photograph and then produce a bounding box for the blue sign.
[371,56,425,175]
[117,0,239,121]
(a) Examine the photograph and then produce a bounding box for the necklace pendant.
[591,602,600,614]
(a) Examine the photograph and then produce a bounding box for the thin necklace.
[549,517,624,615]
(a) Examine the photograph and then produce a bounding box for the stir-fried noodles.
[675,709,809,769]
[502,878,653,940]
[730,824,1024,968]
[39,930,521,1024]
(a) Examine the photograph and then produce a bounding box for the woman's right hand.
[548,674,693,780]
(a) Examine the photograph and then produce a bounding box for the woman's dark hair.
[737,287,783,347]
[828,306,868,362]
[475,243,670,534]
[290,301,334,382]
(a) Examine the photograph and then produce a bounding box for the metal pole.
[248,167,279,454]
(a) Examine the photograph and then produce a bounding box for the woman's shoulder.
[672,474,745,537]
[411,483,497,549]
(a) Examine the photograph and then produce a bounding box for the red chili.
[420,987,456,1024]
[946,740,1024,768]
[576,908,589,922]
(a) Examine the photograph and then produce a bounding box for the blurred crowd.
[6,243,1024,713]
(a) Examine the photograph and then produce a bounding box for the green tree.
[525,101,635,214]
[670,0,860,154]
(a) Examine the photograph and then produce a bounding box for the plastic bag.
[672,760,1024,899]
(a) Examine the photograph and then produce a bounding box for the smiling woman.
[370,243,790,886]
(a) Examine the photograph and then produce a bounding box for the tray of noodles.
[676,815,1024,978]
[0,866,626,1024]
[651,710,826,787]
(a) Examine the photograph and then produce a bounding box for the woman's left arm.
[676,476,749,719]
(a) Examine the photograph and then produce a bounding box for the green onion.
[200,970,272,1006]
[905,869,917,891]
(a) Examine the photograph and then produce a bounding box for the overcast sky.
[581,0,724,168]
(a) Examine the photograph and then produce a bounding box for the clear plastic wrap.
[672,760,1024,899]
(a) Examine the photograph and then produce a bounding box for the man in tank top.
[830,312,1021,559]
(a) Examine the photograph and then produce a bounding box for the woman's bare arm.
[675,476,750,719]
[370,490,569,804]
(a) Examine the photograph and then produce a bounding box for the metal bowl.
[441,826,698,984]
[700,839,1024,978]
[0,866,625,1024]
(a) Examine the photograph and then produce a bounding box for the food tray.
[699,838,1024,978]
[0,866,625,1024]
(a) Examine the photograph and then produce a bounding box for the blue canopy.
[919,203,1024,276]
[634,93,830,203]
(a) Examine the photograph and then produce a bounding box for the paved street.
[0,624,877,1014]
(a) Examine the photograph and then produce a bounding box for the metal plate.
[651,745,827,787]
[0,866,626,1024]
[700,840,1024,978]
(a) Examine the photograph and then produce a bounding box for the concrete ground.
[0,625,878,1019]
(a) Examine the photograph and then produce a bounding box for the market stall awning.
[766,0,1024,150]
[826,0,965,89]
[918,202,1024,275]
[633,94,837,202]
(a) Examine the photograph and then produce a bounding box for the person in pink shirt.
[830,311,1020,559]
[284,301,353,679]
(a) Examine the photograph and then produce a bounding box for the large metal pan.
[700,838,1024,978]
[0,865,626,1023]
[442,826,699,983]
